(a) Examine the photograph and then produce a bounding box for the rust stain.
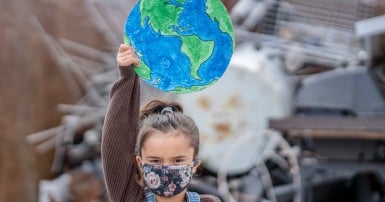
[225,93,241,108]
[213,122,230,134]
[216,133,228,143]
[197,96,210,110]
[212,122,231,142]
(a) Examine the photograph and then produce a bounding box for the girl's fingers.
[133,58,140,66]
[117,48,136,60]
[118,50,135,58]
[117,51,135,61]
[117,52,137,61]
[118,44,132,53]
[117,44,140,67]
[118,56,140,67]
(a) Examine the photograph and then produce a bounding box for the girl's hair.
[136,99,200,159]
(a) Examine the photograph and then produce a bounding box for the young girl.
[101,44,221,202]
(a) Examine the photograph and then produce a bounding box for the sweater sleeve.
[101,66,145,201]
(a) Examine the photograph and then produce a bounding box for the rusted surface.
[269,117,385,140]
[270,117,385,131]
[0,0,116,201]
[225,93,241,108]
[213,122,231,142]
[197,96,211,111]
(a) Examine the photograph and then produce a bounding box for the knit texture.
[101,66,221,202]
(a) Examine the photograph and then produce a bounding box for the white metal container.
[179,43,293,174]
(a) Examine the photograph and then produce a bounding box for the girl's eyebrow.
[172,155,188,159]
[146,156,161,159]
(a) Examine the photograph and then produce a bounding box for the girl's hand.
[116,44,140,67]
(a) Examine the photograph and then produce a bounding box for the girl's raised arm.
[101,44,144,201]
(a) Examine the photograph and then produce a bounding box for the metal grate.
[254,0,382,68]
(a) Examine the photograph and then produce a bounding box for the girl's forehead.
[141,132,194,157]
[145,130,190,143]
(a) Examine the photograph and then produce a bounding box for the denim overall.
[145,191,200,202]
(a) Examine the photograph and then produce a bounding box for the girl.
[101,44,221,202]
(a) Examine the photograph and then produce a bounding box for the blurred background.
[1,0,385,201]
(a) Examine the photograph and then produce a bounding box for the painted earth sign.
[124,0,234,94]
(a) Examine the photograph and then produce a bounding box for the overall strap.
[145,192,156,202]
[186,191,200,202]
[145,191,200,202]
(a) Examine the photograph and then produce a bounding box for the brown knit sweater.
[101,66,221,202]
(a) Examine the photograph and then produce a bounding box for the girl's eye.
[174,159,184,163]
[149,159,160,164]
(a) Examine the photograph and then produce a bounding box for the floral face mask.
[141,161,196,197]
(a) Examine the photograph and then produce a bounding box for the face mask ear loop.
[193,157,200,166]
[192,159,200,176]
[138,157,145,167]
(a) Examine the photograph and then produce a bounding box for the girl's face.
[136,131,199,171]
[136,131,200,199]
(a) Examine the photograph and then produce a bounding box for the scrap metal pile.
[232,0,385,202]
[23,0,163,201]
